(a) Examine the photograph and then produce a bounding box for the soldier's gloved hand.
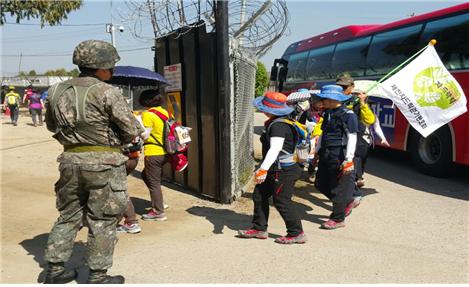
[340,160,354,175]
[254,169,268,184]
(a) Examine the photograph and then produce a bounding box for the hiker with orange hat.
[238,91,306,244]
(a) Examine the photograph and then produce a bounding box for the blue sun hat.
[316,84,351,102]
[253,91,294,116]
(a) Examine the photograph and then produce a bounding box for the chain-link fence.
[230,48,257,198]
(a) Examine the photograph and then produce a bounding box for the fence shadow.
[241,188,329,227]
[19,233,88,283]
[186,206,282,238]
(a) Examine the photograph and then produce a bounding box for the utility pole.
[106,0,123,47]
[18,52,22,75]
[215,0,232,203]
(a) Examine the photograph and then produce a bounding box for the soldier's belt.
[64,145,121,153]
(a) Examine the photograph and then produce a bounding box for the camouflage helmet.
[73,40,120,69]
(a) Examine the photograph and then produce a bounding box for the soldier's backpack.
[266,118,311,167]
[148,108,190,154]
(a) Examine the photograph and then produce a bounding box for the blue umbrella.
[109,66,171,86]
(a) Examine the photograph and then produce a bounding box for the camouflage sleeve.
[105,87,145,144]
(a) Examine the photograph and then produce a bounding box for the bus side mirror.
[278,67,288,82]
[270,65,279,81]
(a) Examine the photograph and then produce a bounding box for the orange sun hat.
[252,91,294,116]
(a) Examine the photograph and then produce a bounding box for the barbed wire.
[118,0,289,57]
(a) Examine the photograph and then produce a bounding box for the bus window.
[332,36,371,78]
[366,24,423,76]
[305,44,335,81]
[286,51,309,82]
[420,13,469,70]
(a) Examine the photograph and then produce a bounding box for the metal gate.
[154,22,255,202]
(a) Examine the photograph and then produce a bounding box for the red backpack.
[148,108,189,154]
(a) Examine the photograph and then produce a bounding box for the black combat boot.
[44,262,77,284]
[86,269,125,284]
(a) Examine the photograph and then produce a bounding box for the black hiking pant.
[315,156,355,222]
[251,164,303,236]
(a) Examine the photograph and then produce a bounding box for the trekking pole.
[365,39,437,94]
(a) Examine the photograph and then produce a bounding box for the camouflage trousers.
[44,163,128,270]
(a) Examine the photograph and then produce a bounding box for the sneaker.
[345,200,354,217]
[142,210,167,221]
[117,222,141,234]
[357,179,365,188]
[163,202,169,209]
[237,229,268,239]
[274,232,307,244]
[321,219,345,230]
[353,196,362,208]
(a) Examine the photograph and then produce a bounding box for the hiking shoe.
[142,210,167,221]
[345,200,355,217]
[353,196,362,208]
[237,229,268,239]
[117,222,141,234]
[357,179,365,188]
[321,219,345,230]
[274,232,307,244]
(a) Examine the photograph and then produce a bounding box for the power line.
[0,47,151,57]
[3,21,107,27]
[2,27,103,42]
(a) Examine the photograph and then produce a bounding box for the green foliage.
[255,61,269,97]
[44,68,68,76]
[1,0,83,27]
[17,68,79,77]
[68,68,80,77]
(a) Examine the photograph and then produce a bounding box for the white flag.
[380,45,467,137]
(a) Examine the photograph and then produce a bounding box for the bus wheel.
[408,126,452,177]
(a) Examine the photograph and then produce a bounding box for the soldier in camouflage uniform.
[43,40,144,284]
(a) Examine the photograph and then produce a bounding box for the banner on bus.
[380,45,467,138]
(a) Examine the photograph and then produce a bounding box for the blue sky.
[1,0,464,76]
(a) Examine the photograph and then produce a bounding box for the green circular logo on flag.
[414,67,461,110]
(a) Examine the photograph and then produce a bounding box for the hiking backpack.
[148,108,190,154]
[7,94,18,106]
[267,118,311,165]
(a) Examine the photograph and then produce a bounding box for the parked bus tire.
[408,126,452,177]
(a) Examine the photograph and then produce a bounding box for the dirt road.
[1,112,468,283]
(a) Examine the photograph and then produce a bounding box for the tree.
[44,68,67,76]
[255,61,269,97]
[67,68,80,77]
[1,0,82,27]
[28,70,37,76]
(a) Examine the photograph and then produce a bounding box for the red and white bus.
[270,3,469,176]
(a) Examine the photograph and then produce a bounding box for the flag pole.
[365,39,437,93]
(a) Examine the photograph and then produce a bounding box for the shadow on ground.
[239,184,332,228]
[186,206,282,238]
[19,233,88,283]
[366,148,469,201]
[129,196,152,215]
